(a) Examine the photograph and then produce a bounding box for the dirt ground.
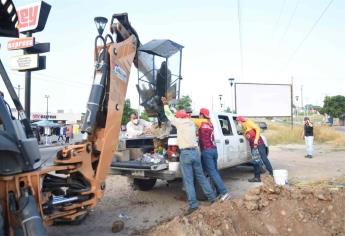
[47,144,345,236]
[147,176,345,236]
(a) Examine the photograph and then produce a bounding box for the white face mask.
[132,119,139,125]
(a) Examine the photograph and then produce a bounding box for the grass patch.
[264,123,345,146]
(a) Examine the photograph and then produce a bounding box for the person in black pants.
[303,117,314,158]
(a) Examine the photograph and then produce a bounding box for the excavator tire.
[133,178,157,191]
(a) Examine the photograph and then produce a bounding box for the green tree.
[121,99,136,125]
[176,95,192,112]
[320,95,345,118]
[223,107,232,113]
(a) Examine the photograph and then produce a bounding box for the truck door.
[217,115,241,168]
[231,117,251,162]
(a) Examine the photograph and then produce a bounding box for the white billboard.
[235,83,292,117]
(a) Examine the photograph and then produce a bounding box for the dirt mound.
[146,176,345,236]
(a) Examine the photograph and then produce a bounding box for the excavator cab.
[136,39,183,121]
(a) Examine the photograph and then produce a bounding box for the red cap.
[175,110,189,118]
[199,108,210,119]
[236,116,246,122]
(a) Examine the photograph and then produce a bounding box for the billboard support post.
[291,77,294,129]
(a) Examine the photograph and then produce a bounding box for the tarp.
[138,39,184,58]
[32,120,61,128]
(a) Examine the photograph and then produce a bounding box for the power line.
[237,0,244,80]
[272,0,287,37]
[33,75,90,89]
[282,0,334,69]
[279,0,301,44]
[35,71,91,87]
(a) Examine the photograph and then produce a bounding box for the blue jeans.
[201,148,228,195]
[180,149,216,209]
[253,144,273,178]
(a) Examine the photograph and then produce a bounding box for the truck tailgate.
[111,160,168,171]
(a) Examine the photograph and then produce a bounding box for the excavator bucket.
[137,39,183,119]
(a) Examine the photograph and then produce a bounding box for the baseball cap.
[236,116,246,122]
[199,108,210,119]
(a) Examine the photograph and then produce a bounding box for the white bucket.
[273,169,288,186]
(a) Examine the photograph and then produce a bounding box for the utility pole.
[14,84,24,119]
[301,85,304,116]
[291,76,294,129]
[13,84,24,102]
[45,95,49,120]
[228,78,235,113]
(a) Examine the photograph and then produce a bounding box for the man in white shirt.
[161,97,216,215]
[126,112,151,138]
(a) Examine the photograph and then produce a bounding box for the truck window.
[218,115,233,136]
[233,117,243,135]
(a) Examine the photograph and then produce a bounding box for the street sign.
[17,1,51,33]
[25,42,50,54]
[7,37,35,50]
[11,54,38,70]
[27,56,46,71]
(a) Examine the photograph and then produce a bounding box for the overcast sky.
[0,0,344,114]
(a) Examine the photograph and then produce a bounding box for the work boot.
[248,177,261,183]
[184,207,198,216]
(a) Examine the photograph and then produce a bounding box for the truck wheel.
[195,176,216,201]
[133,178,157,191]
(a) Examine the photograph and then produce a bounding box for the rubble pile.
[146,176,345,236]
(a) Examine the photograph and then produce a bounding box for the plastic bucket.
[273,169,288,185]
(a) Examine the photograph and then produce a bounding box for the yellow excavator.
[0,2,183,235]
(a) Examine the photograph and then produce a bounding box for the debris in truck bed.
[145,175,345,236]
[148,121,172,139]
[141,153,166,164]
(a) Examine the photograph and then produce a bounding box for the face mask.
[132,119,139,125]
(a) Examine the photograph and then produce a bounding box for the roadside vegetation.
[265,122,345,146]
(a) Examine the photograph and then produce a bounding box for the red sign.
[17,2,41,33]
[32,113,57,120]
[7,37,35,50]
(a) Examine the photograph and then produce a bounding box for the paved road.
[335,126,345,133]
[39,145,64,166]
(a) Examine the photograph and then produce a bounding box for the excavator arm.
[0,10,139,235]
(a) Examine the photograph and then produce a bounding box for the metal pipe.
[52,196,79,205]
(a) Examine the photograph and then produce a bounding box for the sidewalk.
[39,134,83,149]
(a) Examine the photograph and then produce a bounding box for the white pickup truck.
[111,112,256,194]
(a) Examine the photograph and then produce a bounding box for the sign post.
[8,1,51,122]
